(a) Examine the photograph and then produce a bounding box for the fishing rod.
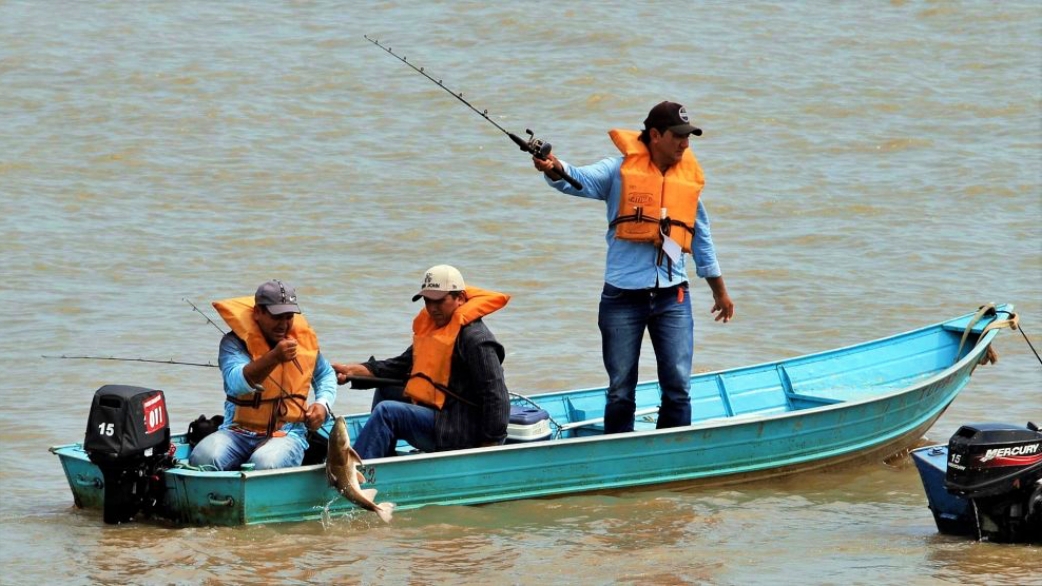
[185,297,303,374]
[364,35,583,190]
[341,374,408,387]
[184,297,227,337]
[43,355,217,368]
[43,301,225,370]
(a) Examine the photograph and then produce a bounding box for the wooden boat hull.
[51,304,1013,526]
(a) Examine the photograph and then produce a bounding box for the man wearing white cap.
[333,265,511,458]
[532,101,735,434]
[189,279,337,470]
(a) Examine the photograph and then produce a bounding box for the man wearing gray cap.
[189,279,338,470]
[333,265,511,459]
[532,101,735,434]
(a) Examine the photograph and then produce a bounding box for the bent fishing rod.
[364,35,583,190]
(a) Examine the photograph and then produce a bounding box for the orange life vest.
[608,129,705,253]
[404,287,509,410]
[212,296,318,435]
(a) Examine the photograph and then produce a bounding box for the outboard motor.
[84,385,174,524]
[944,423,1042,543]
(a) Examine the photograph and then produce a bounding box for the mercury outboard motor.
[944,422,1042,543]
[84,385,174,524]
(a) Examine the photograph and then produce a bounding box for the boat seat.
[565,407,659,437]
[941,314,994,334]
[572,420,658,437]
[564,395,606,422]
[787,389,858,403]
[697,410,781,425]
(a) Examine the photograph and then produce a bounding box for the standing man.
[532,101,734,434]
[333,265,511,458]
[189,279,337,470]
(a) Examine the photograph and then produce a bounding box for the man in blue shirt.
[532,101,735,433]
[189,280,338,470]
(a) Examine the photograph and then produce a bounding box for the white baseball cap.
[412,265,466,302]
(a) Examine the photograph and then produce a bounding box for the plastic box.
[506,406,551,443]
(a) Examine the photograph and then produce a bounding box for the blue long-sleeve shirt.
[546,155,722,289]
[217,332,337,438]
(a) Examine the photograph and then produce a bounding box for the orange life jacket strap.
[609,209,655,228]
[226,392,307,408]
[609,215,695,242]
[664,217,695,237]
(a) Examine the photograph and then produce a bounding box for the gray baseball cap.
[255,279,301,315]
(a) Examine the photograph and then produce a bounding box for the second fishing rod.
[364,35,583,190]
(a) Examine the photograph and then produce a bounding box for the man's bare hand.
[333,363,373,385]
[305,403,328,430]
[272,337,298,363]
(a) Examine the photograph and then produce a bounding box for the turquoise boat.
[51,304,1016,526]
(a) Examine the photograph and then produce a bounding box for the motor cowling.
[944,422,1042,543]
[84,385,173,524]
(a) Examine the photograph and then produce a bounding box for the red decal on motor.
[143,393,167,434]
[989,454,1042,467]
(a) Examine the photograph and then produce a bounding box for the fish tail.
[376,502,395,524]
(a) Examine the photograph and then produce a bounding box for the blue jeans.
[370,385,407,410]
[598,282,693,433]
[188,428,306,471]
[353,401,437,459]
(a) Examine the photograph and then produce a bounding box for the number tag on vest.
[661,234,682,264]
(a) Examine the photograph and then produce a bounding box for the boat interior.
[350,313,994,454]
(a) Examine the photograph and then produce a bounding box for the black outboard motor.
[944,422,1042,543]
[83,385,174,524]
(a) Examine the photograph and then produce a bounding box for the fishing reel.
[522,129,553,160]
[508,128,552,160]
[508,128,582,190]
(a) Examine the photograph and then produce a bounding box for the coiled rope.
[960,303,1042,368]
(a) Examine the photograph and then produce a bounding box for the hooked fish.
[326,416,394,523]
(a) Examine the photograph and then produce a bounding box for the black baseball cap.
[643,101,702,137]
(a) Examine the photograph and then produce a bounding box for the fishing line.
[43,355,217,368]
[364,35,583,190]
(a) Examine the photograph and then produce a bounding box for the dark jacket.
[363,319,510,451]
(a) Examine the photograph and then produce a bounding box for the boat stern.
[911,445,977,537]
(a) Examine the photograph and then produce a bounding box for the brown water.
[2,1,1040,584]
